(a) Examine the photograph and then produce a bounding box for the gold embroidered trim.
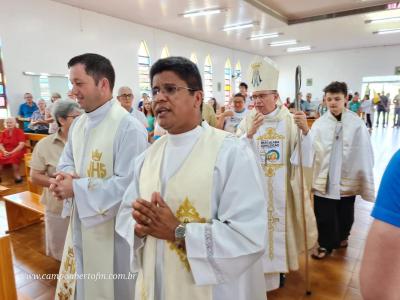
[256,128,285,177]
[141,283,148,300]
[56,246,76,300]
[267,177,279,260]
[256,127,285,141]
[167,197,207,272]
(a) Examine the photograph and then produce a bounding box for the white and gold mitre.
[247,56,279,93]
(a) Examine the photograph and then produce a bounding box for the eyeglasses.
[151,84,197,97]
[118,93,133,99]
[251,92,276,101]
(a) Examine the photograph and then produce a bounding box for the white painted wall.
[274,45,400,102]
[0,0,257,115]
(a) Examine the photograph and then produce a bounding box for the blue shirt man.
[371,150,400,226]
[18,93,38,132]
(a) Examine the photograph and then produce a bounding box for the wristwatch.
[174,223,186,242]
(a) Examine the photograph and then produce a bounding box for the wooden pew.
[0,185,10,196]
[24,133,47,153]
[2,191,44,233]
[0,234,17,300]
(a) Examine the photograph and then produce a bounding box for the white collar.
[264,106,279,118]
[166,125,203,147]
[86,99,113,121]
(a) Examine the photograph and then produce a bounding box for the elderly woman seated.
[30,100,81,260]
[0,117,26,183]
[29,99,50,134]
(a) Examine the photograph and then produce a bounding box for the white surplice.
[57,99,148,300]
[116,123,268,300]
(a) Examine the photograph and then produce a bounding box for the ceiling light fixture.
[373,28,400,34]
[269,40,297,47]
[287,46,311,52]
[182,8,224,18]
[249,32,281,40]
[223,22,256,31]
[366,17,400,24]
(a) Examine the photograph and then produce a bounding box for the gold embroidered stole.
[241,107,317,272]
[251,110,289,273]
[55,101,127,300]
[137,126,228,300]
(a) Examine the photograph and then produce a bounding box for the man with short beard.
[50,53,148,300]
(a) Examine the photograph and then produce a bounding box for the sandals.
[311,247,332,259]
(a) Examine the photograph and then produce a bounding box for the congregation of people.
[1,52,399,300]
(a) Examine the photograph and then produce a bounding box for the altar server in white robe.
[116,56,267,300]
[309,81,374,259]
[50,53,148,300]
[236,57,318,292]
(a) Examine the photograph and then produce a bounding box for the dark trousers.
[34,129,49,135]
[394,108,400,126]
[314,195,356,251]
[365,114,372,128]
[376,109,386,126]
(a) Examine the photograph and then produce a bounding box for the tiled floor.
[0,125,399,300]
[267,125,400,299]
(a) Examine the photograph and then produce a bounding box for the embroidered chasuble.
[136,126,228,300]
[56,101,128,300]
[237,106,317,275]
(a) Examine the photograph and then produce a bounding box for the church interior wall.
[0,0,257,115]
[274,44,400,102]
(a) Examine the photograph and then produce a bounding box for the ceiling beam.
[242,0,288,24]
[288,4,392,25]
[244,1,392,26]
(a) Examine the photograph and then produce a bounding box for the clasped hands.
[132,192,180,242]
[49,171,79,201]
[1,150,11,157]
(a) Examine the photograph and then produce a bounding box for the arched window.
[234,61,242,93]
[224,59,232,104]
[161,46,170,59]
[204,55,213,100]
[39,75,50,101]
[138,40,151,96]
[190,53,198,64]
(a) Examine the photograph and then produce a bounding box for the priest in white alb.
[50,53,148,300]
[116,56,268,300]
[236,57,318,292]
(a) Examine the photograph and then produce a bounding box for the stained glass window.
[224,59,232,104]
[234,61,242,94]
[138,40,151,95]
[161,46,170,59]
[204,55,213,100]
